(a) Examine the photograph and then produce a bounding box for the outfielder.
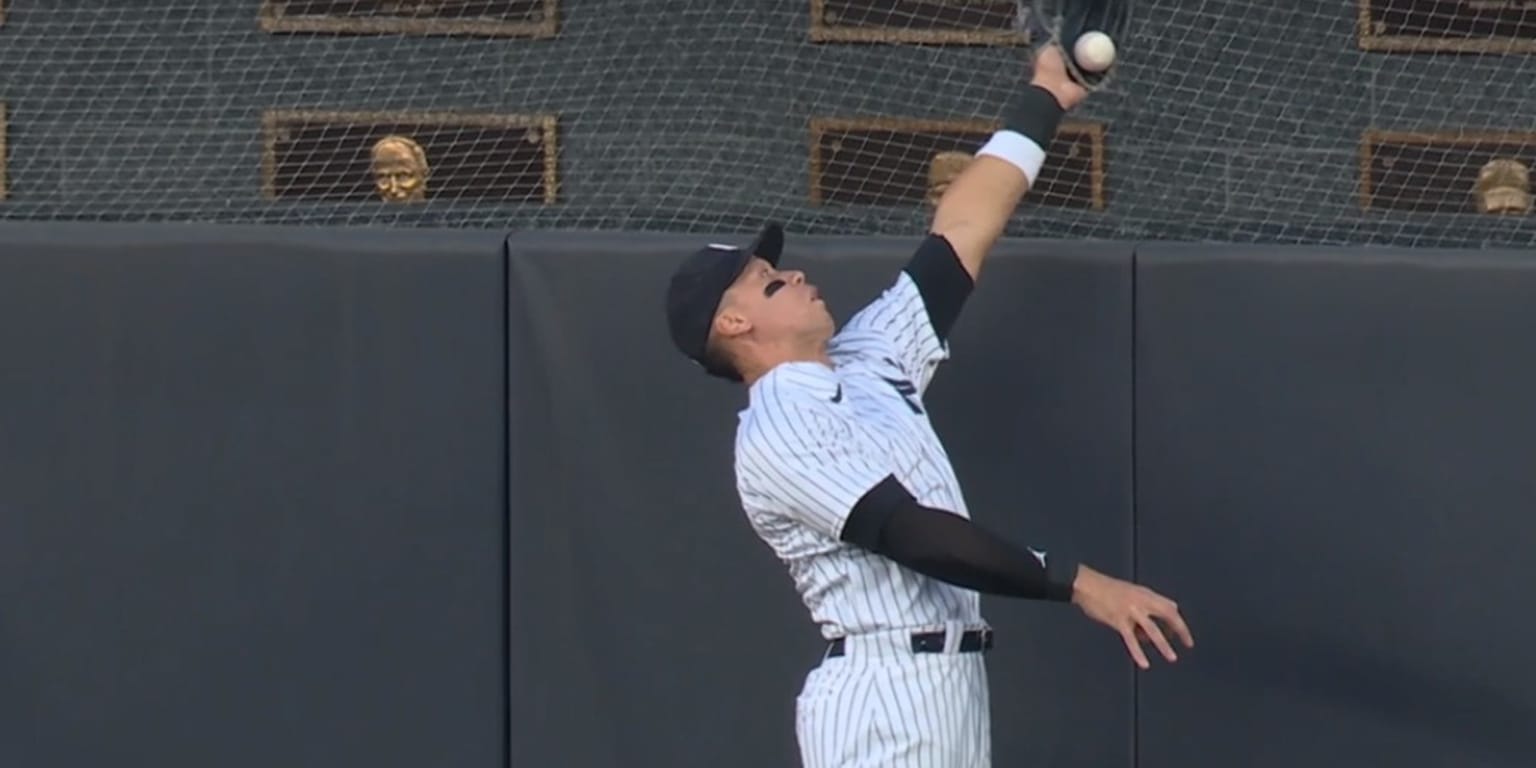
[664,43,1192,767]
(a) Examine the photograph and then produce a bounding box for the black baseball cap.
[665,222,785,380]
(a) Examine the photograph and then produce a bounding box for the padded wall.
[1134,244,1536,768]
[7,222,1532,768]
[0,223,507,768]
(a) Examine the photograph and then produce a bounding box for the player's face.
[718,257,834,344]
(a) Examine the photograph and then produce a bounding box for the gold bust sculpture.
[926,150,973,208]
[371,135,429,203]
[1474,157,1530,215]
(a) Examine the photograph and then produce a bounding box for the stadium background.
[0,1,1534,245]
[2,3,1535,768]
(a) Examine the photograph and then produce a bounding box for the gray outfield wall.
[0,222,1532,767]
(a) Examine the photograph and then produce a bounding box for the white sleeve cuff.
[975,130,1047,185]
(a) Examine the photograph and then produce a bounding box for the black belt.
[826,629,993,658]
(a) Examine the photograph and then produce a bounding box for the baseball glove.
[1016,0,1132,92]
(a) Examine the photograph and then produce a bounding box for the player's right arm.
[737,397,1193,669]
[928,44,1088,284]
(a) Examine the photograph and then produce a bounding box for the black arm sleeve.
[902,234,974,343]
[842,475,1079,603]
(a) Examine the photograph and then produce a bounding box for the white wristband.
[975,130,1047,185]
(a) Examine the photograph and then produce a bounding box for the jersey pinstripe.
[795,627,989,767]
[734,267,982,640]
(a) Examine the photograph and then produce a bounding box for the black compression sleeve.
[844,476,1078,603]
[902,235,974,343]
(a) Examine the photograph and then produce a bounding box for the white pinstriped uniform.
[734,266,992,767]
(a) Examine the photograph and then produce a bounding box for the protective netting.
[1,1,1535,247]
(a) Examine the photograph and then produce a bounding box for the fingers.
[1163,605,1195,649]
[1089,578,1195,670]
[1128,592,1195,668]
[1135,613,1178,663]
[1119,626,1150,670]
[1146,592,1194,649]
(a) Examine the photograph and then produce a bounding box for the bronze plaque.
[1359,0,1536,52]
[810,117,1105,210]
[259,1,557,38]
[262,110,558,204]
[811,0,1027,45]
[1360,129,1536,213]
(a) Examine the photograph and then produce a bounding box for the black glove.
[1016,0,1132,91]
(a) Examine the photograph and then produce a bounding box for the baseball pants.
[795,624,991,768]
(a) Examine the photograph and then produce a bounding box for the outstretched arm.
[842,44,1088,387]
[930,44,1089,283]
[741,406,1195,670]
[842,476,1196,669]
[842,476,1080,601]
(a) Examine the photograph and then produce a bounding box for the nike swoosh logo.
[830,385,843,403]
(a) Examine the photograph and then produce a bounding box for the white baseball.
[1073,31,1116,73]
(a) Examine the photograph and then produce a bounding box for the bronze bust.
[927,150,973,209]
[371,135,430,203]
[1474,157,1530,215]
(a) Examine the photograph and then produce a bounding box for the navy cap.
[665,222,784,380]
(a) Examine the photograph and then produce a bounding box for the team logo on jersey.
[1027,547,1048,568]
[878,357,923,414]
[880,376,922,415]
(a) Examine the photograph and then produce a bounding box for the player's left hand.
[1069,565,1194,669]
[1029,44,1090,111]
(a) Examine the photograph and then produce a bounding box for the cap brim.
[743,222,784,266]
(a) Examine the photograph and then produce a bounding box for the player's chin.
[814,306,835,333]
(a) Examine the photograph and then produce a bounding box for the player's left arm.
[928,44,1088,285]
[841,476,1197,669]
[841,45,1091,391]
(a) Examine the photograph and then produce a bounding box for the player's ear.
[714,307,751,339]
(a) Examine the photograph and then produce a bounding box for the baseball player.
[664,44,1193,767]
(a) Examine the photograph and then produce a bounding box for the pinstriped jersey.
[734,255,982,640]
